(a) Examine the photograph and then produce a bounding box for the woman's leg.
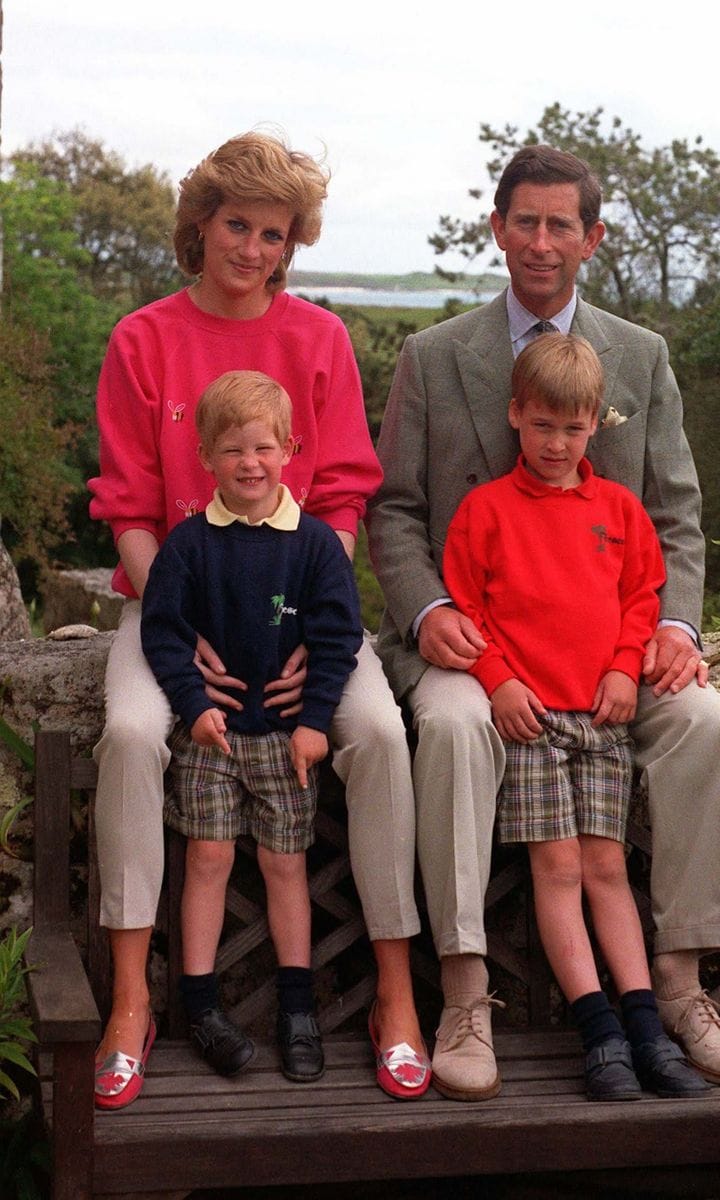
[93,600,174,1060]
[331,635,422,1052]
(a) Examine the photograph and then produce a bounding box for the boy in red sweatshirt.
[443,333,710,1101]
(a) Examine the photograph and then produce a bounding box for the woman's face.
[195,199,294,318]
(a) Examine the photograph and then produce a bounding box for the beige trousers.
[408,663,720,958]
[94,601,420,941]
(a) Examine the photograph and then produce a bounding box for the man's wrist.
[412,597,453,640]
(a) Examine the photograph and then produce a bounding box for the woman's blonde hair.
[196,370,292,449]
[174,131,329,293]
[512,333,604,417]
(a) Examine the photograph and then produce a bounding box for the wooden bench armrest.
[26,927,101,1045]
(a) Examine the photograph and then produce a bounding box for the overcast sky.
[4,1,720,276]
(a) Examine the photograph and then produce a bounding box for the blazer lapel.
[453,292,518,479]
[572,300,626,419]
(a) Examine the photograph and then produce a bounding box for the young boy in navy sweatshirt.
[443,333,710,1101]
[141,369,362,1083]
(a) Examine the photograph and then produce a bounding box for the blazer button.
[466,473,478,485]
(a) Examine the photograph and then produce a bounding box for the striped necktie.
[531,320,556,335]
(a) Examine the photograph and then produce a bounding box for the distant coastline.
[288,269,505,293]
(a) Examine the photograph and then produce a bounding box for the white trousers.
[94,602,420,941]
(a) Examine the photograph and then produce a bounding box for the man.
[367,145,720,1101]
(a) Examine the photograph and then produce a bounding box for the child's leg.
[179,837,255,1075]
[257,845,323,1081]
[181,838,236,974]
[256,846,311,967]
[578,834,651,994]
[528,837,602,1002]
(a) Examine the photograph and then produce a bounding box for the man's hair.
[512,333,604,417]
[196,370,292,448]
[175,131,329,291]
[494,145,602,233]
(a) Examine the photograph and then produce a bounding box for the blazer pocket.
[588,410,646,496]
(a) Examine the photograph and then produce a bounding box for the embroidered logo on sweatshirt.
[269,594,298,626]
[591,524,625,553]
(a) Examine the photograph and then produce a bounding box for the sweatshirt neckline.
[177,286,290,332]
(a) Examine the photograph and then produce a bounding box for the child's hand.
[289,725,328,789]
[190,708,231,754]
[591,671,637,725]
[490,679,546,742]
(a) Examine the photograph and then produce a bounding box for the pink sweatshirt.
[89,289,382,596]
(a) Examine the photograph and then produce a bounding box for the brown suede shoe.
[655,989,720,1084]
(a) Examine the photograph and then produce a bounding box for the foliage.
[0,929,37,1103]
[431,104,720,323]
[0,320,75,571]
[11,128,183,309]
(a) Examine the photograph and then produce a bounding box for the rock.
[0,537,31,641]
[40,567,123,633]
[0,632,113,928]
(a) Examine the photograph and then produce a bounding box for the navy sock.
[570,990,625,1053]
[620,988,664,1048]
[179,972,219,1023]
[277,966,314,1014]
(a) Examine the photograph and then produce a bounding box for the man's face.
[490,182,605,318]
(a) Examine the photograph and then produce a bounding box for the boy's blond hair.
[196,371,292,449]
[512,332,604,417]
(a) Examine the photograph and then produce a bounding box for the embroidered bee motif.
[289,433,303,456]
[298,487,308,509]
[176,498,199,519]
[168,401,186,423]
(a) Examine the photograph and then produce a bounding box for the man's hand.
[417,606,486,670]
[591,670,637,725]
[289,725,328,789]
[264,644,308,718]
[642,626,708,696]
[190,708,231,754]
[195,635,247,710]
[490,678,546,742]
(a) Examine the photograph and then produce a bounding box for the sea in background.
[287,285,500,308]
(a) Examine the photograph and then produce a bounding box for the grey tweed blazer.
[368,290,704,700]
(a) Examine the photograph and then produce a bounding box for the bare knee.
[185,839,235,886]
[579,836,629,896]
[257,847,306,888]
[529,839,583,891]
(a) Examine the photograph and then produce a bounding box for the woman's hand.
[264,644,308,718]
[195,635,247,710]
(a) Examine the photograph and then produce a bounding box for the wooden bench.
[27,729,720,1199]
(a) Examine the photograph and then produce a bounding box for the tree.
[431,105,720,324]
[11,129,182,308]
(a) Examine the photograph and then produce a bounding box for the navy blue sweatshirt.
[141,512,363,735]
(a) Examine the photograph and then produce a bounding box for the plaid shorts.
[164,724,317,853]
[497,709,633,845]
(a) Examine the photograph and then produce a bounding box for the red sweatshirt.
[88,289,382,597]
[443,457,666,711]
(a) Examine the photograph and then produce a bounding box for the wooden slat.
[34,729,72,927]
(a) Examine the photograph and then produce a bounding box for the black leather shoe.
[584,1038,642,1101]
[277,1010,325,1082]
[190,1009,255,1076]
[633,1034,714,1097]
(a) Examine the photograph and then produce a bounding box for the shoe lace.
[676,990,720,1037]
[437,993,506,1051]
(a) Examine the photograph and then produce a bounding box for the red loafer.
[95,1014,156,1110]
[368,1001,431,1100]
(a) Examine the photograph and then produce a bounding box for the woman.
[89,131,429,1107]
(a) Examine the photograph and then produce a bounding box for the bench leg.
[51,1041,95,1200]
